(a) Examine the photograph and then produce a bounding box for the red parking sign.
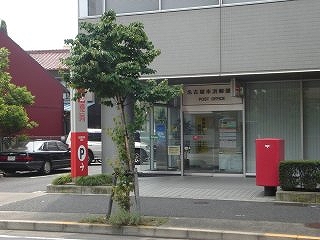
[71,132,88,177]
[70,88,89,178]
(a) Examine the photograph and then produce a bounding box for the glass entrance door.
[183,111,243,173]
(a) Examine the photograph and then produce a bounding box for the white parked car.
[66,128,150,165]
[66,128,102,165]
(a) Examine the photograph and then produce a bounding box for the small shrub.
[80,215,107,224]
[75,174,113,186]
[316,172,320,184]
[279,160,320,191]
[51,173,113,186]
[80,214,168,226]
[279,161,299,190]
[108,209,141,226]
[140,216,168,226]
[300,161,319,191]
[51,174,72,185]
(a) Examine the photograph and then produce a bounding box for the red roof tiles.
[28,49,70,70]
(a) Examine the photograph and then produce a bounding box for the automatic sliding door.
[184,113,216,172]
[183,111,243,173]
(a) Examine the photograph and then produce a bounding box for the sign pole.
[70,88,88,180]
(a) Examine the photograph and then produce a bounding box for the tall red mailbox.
[256,138,284,195]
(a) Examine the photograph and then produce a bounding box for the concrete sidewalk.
[137,175,273,202]
[0,175,319,239]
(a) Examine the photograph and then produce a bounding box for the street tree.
[0,47,37,146]
[63,10,182,216]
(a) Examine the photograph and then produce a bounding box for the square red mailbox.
[256,138,284,195]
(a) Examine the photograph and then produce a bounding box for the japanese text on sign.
[183,84,243,106]
[79,97,86,122]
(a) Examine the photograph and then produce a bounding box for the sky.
[0,0,78,50]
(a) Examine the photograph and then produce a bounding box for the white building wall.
[79,0,320,78]
[221,0,320,74]
[117,8,221,78]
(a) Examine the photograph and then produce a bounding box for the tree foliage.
[0,48,37,138]
[63,10,182,214]
[0,20,7,35]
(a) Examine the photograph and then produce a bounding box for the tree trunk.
[121,95,141,214]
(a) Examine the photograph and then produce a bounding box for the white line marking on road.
[0,234,80,240]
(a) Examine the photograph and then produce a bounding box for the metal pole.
[106,174,117,218]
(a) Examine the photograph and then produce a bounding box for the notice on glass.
[168,146,181,155]
[219,129,237,148]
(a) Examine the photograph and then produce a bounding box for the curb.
[46,184,112,194]
[0,220,319,240]
[276,190,320,204]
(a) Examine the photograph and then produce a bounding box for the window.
[88,132,101,141]
[88,0,103,16]
[222,0,288,4]
[161,0,219,10]
[79,0,291,17]
[41,142,48,151]
[303,81,320,160]
[105,0,158,14]
[57,142,68,151]
[245,81,301,173]
[222,0,251,4]
[79,0,103,17]
[47,142,59,151]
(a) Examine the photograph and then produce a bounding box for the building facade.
[79,0,320,175]
[0,32,65,139]
[28,49,71,136]
[29,49,102,135]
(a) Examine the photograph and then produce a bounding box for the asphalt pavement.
[0,174,319,239]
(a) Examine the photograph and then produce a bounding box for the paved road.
[0,193,319,224]
[0,166,319,238]
[0,169,71,192]
[0,230,182,240]
[0,166,319,225]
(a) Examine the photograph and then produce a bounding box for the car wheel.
[42,161,51,175]
[88,151,94,165]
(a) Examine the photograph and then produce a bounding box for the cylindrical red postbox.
[256,138,284,195]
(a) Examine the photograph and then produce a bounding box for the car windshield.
[10,141,43,152]
[88,132,101,141]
